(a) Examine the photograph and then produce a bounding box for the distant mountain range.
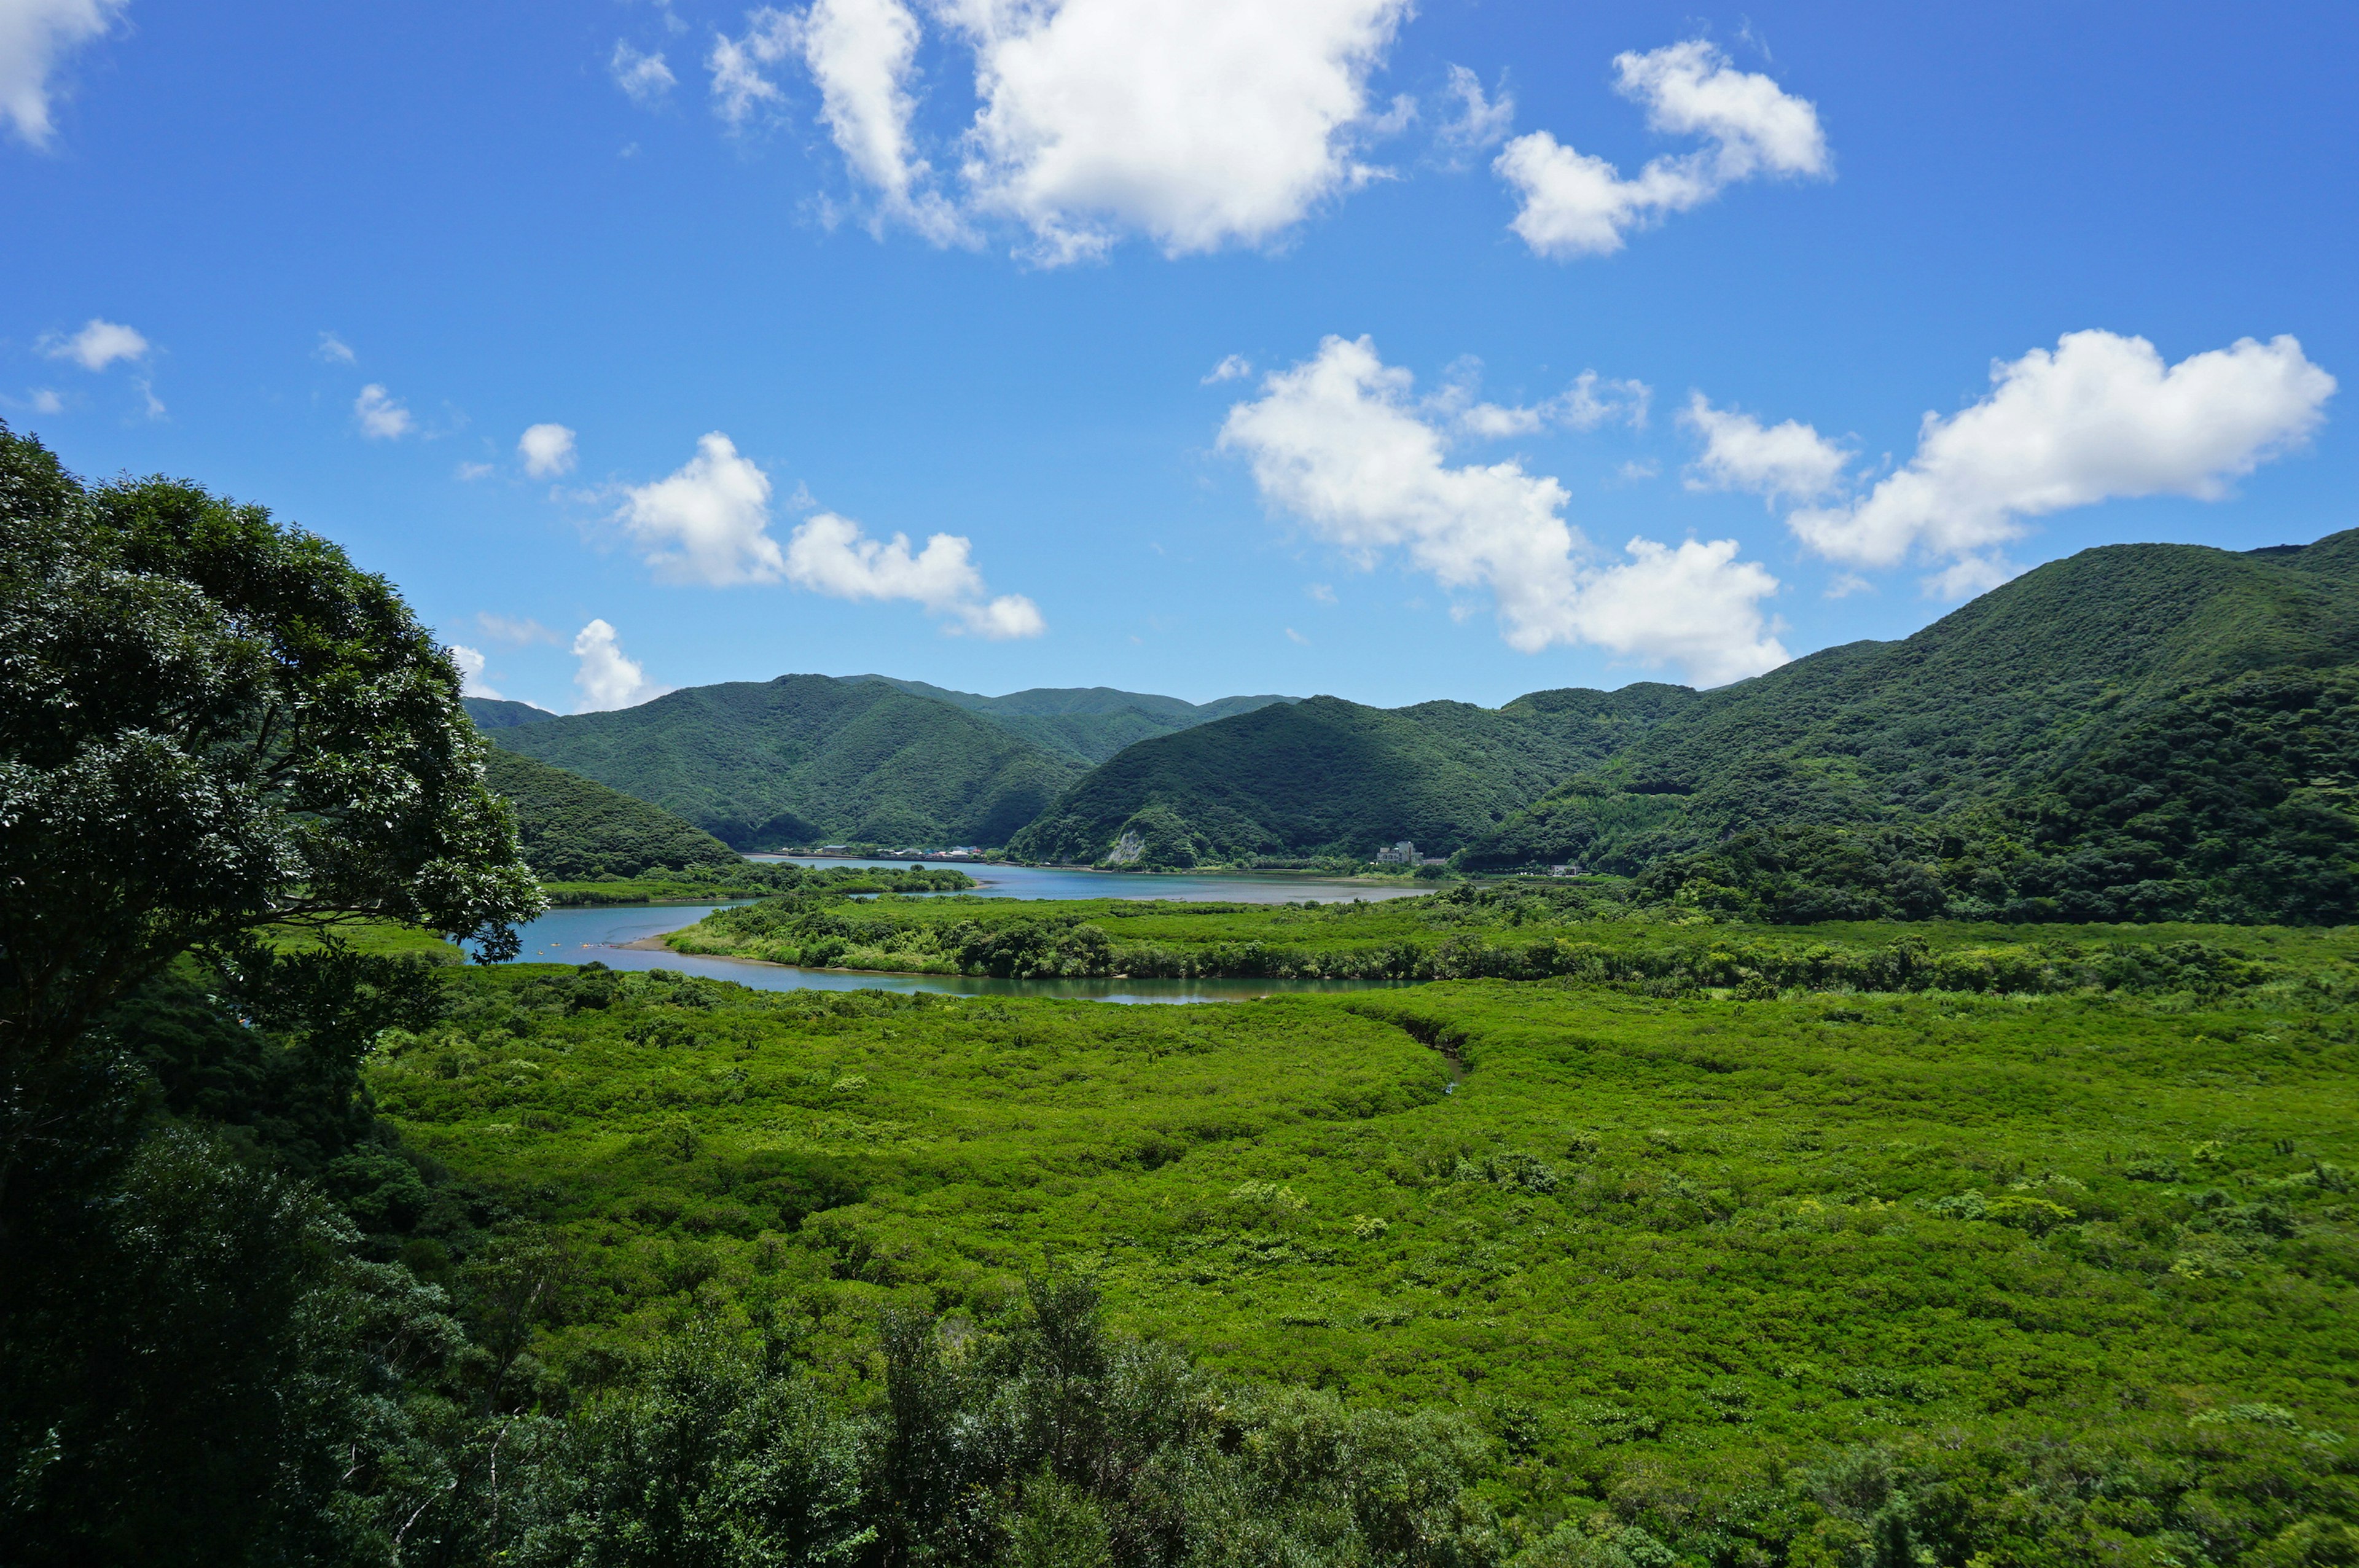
[467,531,2359,922]
[467,676,1297,849]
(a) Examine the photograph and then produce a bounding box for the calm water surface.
[749,856,1430,904]
[492,892,1417,1005]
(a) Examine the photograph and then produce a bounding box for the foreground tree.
[0,421,542,1182]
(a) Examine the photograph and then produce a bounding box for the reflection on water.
[748,856,1430,905]
[483,900,1414,1005]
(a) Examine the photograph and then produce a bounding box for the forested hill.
[1005,683,1699,866]
[461,696,558,729]
[1465,531,2359,923]
[480,747,741,880]
[483,674,1083,848]
[837,675,1297,764]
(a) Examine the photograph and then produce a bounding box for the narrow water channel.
[490,900,1416,1005]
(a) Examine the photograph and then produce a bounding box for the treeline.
[542,861,975,905]
[676,894,2301,999]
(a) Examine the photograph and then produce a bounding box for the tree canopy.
[0,422,541,1164]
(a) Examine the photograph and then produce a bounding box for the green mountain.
[837,675,1297,765]
[1005,684,1698,867]
[485,674,1084,849]
[1464,531,2359,923]
[462,696,559,729]
[480,748,741,880]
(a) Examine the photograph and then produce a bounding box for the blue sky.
[5,0,2354,712]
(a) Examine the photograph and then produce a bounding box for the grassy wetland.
[371,941,2359,1560]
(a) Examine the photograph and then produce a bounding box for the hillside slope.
[840,676,1297,765]
[487,674,1082,848]
[1006,684,1698,866]
[1466,531,2359,922]
[480,747,741,880]
[462,696,559,729]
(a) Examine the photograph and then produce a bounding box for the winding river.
[492,860,1430,1004]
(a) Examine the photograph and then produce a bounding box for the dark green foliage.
[840,676,1297,766]
[1463,534,2359,924]
[1008,684,1697,865]
[466,696,561,730]
[489,674,1087,849]
[520,1327,870,1567]
[1638,665,2359,924]
[0,421,540,1180]
[483,747,744,881]
[1,1126,365,1565]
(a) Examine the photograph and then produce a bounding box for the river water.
[491,863,1428,1004]
[748,856,1431,905]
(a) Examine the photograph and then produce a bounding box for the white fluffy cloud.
[316,332,356,364]
[353,384,413,440]
[1788,330,2336,578]
[449,644,501,700]
[797,0,967,241]
[1681,391,1848,502]
[955,0,1410,260]
[784,512,1046,638]
[1219,335,1785,685]
[518,422,578,478]
[617,432,787,585]
[0,0,125,147]
[572,620,666,712]
[1496,40,1827,259]
[611,40,678,103]
[42,318,147,371]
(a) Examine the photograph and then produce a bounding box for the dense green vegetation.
[483,747,745,881]
[488,673,1087,849]
[1463,536,2359,925]
[542,862,976,906]
[662,881,2349,994]
[373,958,2359,1566]
[1009,685,1698,867]
[846,674,1297,765]
[463,695,560,729]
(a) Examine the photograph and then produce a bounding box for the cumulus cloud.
[611,40,678,103]
[354,384,414,440]
[953,0,1413,261]
[1788,331,2336,581]
[1,0,126,147]
[316,332,356,364]
[1203,354,1254,385]
[1681,391,1848,502]
[449,644,501,700]
[708,7,792,126]
[784,511,1046,638]
[28,388,65,415]
[42,318,147,371]
[1219,335,1785,685]
[572,619,666,712]
[617,432,786,585]
[1496,39,1827,259]
[518,421,578,478]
